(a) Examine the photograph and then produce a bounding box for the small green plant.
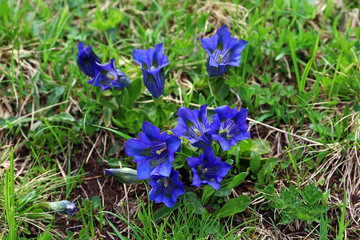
[267,184,330,225]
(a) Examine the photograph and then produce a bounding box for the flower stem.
[154,97,164,107]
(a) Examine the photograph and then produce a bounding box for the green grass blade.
[300,58,314,92]
[288,27,301,92]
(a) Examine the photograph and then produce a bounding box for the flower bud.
[105,168,141,184]
[47,200,76,216]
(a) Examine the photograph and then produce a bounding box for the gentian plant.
[172,105,214,149]
[77,42,130,91]
[82,26,251,210]
[77,42,101,78]
[122,105,250,208]
[149,169,185,208]
[201,25,248,77]
[88,59,130,91]
[187,147,232,190]
[133,43,170,98]
[211,105,251,151]
[124,121,181,179]
[40,200,77,216]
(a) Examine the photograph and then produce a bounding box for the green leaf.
[239,139,253,152]
[47,86,65,106]
[300,58,314,92]
[90,8,123,31]
[356,26,360,41]
[226,172,247,189]
[155,107,167,125]
[206,96,216,106]
[47,112,75,122]
[215,80,230,100]
[213,188,232,197]
[199,93,206,105]
[251,139,271,155]
[122,87,130,108]
[257,158,278,187]
[125,78,142,108]
[182,192,207,215]
[301,183,323,205]
[0,0,10,22]
[250,151,261,174]
[229,138,252,156]
[201,185,215,205]
[214,195,251,218]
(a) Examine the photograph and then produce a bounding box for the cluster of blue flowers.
[77,25,249,209]
[77,42,131,91]
[124,104,250,208]
[77,25,247,98]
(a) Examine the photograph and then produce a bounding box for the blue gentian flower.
[201,25,248,77]
[172,105,214,149]
[77,42,101,77]
[104,168,141,184]
[211,105,250,151]
[125,121,181,180]
[133,43,170,98]
[87,59,130,91]
[48,200,76,216]
[187,147,231,190]
[149,169,185,208]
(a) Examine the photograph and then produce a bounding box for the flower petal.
[141,121,161,140]
[214,105,232,120]
[124,139,150,157]
[233,131,251,142]
[166,135,182,154]
[137,160,153,179]
[201,35,219,52]
[152,160,172,177]
[212,134,231,151]
[133,49,152,69]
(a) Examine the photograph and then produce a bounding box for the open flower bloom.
[172,105,214,149]
[201,25,248,77]
[187,147,231,190]
[87,59,131,91]
[133,43,170,98]
[48,200,76,216]
[211,105,250,151]
[149,169,185,209]
[77,42,101,78]
[125,121,181,179]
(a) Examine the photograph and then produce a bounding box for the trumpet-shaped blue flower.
[211,106,250,151]
[172,105,214,149]
[149,169,185,208]
[201,25,248,77]
[77,42,101,78]
[77,43,130,91]
[87,59,130,91]
[48,200,76,216]
[187,147,231,190]
[125,121,181,179]
[133,43,170,98]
